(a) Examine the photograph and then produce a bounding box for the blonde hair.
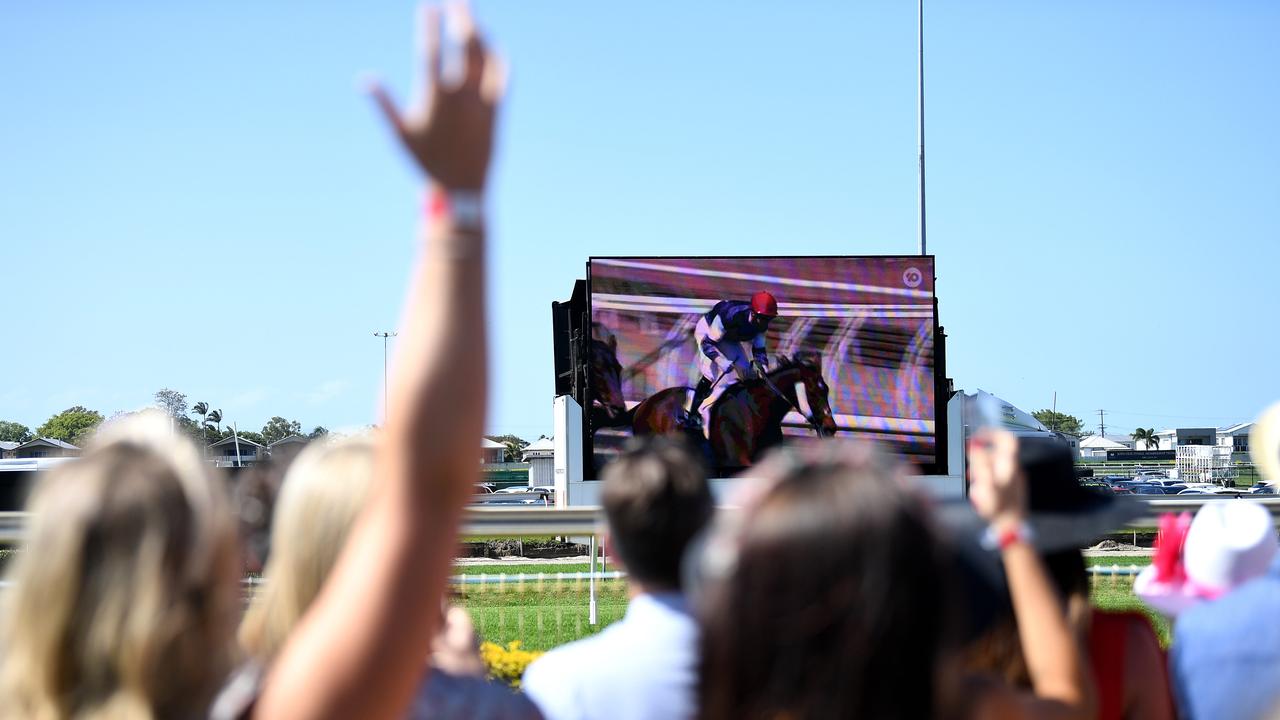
[238,434,376,661]
[0,411,239,720]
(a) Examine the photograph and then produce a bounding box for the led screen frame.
[584,255,946,479]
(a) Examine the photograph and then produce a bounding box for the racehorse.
[588,323,631,431]
[631,355,838,470]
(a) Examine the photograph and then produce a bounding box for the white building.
[480,438,506,465]
[1079,435,1130,459]
[208,435,266,468]
[524,436,555,487]
[1216,422,1253,455]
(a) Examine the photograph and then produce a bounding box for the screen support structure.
[552,395,583,507]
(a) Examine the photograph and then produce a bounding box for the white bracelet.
[448,190,485,231]
[980,521,1035,551]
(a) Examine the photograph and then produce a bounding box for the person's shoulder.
[1180,572,1280,634]
[523,631,610,688]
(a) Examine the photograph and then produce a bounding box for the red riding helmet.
[750,291,778,317]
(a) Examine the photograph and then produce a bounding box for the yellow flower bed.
[480,640,545,689]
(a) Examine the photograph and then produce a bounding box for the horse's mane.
[770,353,820,373]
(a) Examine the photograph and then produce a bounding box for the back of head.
[697,440,950,720]
[601,436,713,591]
[239,434,376,661]
[0,411,238,720]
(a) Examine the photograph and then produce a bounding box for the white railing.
[4,498,1280,546]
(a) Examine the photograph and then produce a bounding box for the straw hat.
[1134,501,1278,616]
[1251,401,1280,487]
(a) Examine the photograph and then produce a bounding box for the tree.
[192,401,209,428]
[308,426,329,439]
[485,434,529,463]
[221,427,267,446]
[1131,427,1159,450]
[1031,410,1086,438]
[0,421,33,444]
[207,409,223,433]
[154,388,189,418]
[36,406,104,445]
[261,416,303,445]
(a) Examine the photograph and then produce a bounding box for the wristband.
[981,521,1034,551]
[428,187,485,231]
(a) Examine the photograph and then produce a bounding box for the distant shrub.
[480,640,544,689]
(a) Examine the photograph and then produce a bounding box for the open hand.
[968,429,1027,530]
[430,605,485,677]
[369,3,504,190]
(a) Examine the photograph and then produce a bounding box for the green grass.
[459,535,560,543]
[1085,555,1150,567]
[454,563,597,576]
[456,574,630,651]
[1091,577,1170,646]
[453,559,1172,652]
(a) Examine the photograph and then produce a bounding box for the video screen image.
[588,256,937,477]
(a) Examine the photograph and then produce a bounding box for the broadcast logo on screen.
[902,267,923,288]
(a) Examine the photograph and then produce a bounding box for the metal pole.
[588,535,598,625]
[232,422,243,469]
[374,331,398,418]
[917,0,927,257]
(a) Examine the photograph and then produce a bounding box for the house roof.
[524,437,554,452]
[208,435,264,449]
[15,438,80,451]
[1219,422,1253,436]
[0,441,19,451]
[1080,435,1129,449]
[481,438,505,449]
[269,434,308,447]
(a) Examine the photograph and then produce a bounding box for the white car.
[496,486,531,494]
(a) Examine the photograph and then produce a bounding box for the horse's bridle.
[758,371,828,435]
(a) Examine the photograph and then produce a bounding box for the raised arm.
[255,5,502,720]
[968,430,1097,720]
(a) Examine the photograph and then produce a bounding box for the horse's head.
[773,355,838,437]
[589,335,626,419]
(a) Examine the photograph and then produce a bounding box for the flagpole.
[917,0,927,257]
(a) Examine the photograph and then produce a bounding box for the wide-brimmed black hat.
[937,435,1144,555]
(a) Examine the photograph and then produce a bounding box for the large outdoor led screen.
[587,256,939,477]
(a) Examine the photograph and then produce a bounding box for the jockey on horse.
[684,290,778,436]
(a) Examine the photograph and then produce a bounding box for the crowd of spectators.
[3,6,1280,720]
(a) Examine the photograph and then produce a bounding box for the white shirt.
[521,592,698,720]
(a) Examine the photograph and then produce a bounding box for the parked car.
[474,482,496,494]
[495,486,530,494]
[471,492,549,507]
[1250,484,1276,495]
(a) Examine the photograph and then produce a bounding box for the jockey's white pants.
[693,317,754,436]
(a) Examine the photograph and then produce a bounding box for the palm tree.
[192,401,209,429]
[1131,427,1159,450]
[207,409,223,434]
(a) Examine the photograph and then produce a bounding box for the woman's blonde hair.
[0,411,239,720]
[238,434,376,661]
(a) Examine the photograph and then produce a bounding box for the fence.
[3,498,1276,650]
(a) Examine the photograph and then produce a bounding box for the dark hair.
[601,436,713,590]
[698,440,952,720]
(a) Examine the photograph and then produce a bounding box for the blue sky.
[2,1,1277,441]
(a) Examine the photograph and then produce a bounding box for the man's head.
[749,291,778,331]
[601,436,714,591]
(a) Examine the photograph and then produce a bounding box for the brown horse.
[632,356,838,471]
[589,323,631,431]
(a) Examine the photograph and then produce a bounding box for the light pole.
[374,331,398,418]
